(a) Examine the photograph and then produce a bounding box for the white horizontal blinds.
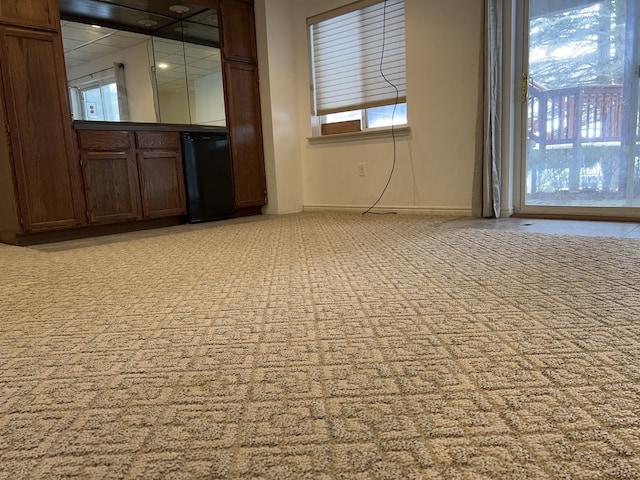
[310,0,406,116]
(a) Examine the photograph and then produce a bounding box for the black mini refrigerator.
[181,132,234,223]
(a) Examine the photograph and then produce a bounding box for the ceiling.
[58,0,219,47]
[62,21,222,93]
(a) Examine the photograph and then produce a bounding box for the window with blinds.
[308,0,406,127]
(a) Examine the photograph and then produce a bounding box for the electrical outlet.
[358,162,366,176]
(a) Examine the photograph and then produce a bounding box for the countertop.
[73,121,228,134]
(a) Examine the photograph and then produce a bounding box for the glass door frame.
[515,0,640,219]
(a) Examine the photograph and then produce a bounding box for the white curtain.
[474,0,502,218]
[114,62,130,121]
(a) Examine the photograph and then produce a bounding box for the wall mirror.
[59,1,225,126]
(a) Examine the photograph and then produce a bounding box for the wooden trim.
[308,125,411,144]
[321,120,361,136]
[14,216,185,246]
[188,0,219,8]
[233,206,263,217]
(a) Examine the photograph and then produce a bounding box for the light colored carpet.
[1,211,640,479]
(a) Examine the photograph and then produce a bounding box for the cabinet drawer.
[136,131,180,149]
[77,130,132,150]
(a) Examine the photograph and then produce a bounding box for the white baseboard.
[303,204,472,217]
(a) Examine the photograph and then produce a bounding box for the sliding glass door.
[522,0,639,214]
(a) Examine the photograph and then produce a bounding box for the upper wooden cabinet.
[219,0,258,63]
[219,0,266,209]
[0,0,60,31]
[0,25,84,232]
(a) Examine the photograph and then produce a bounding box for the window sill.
[307,125,411,145]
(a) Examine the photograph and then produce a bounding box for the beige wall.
[194,71,226,126]
[158,90,191,124]
[255,0,304,214]
[255,0,484,215]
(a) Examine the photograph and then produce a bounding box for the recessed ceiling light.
[138,19,158,27]
[157,63,169,69]
[169,5,190,14]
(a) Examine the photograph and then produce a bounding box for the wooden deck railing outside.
[528,83,624,148]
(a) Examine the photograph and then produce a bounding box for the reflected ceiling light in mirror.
[157,62,169,69]
[169,5,190,14]
[138,19,158,27]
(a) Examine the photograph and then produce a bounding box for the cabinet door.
[0,0,60,31]
[81,151,142,224]
[219,0,258,63]
[0,26,84,232]
[223,61,266,208]
[137,149,186,218]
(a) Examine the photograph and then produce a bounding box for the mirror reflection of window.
[61,19,225,126]
[67,63,128,121]
[83,83,116,121]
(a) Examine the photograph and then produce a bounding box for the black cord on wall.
[362,0,400,216]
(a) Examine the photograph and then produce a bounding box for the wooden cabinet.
[223,61,266,208]
[0,0,265,244]
[77,129,186,225]
[0,23,84,236]
[219,0,266,210]
[219,0,258,63]
[136,132,186,218]
[78,130,141,224]
[0,0,60,31]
